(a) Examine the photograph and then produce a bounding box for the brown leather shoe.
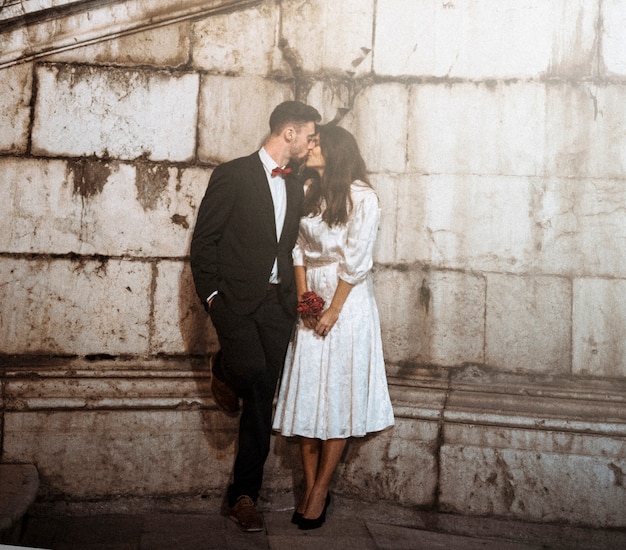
[223,495,264,532]
[210,353,239,415]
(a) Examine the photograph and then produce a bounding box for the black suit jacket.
[190,151,303,317]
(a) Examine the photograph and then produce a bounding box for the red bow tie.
[271,166,292,178]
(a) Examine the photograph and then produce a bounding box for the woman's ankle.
[303,488,328,518]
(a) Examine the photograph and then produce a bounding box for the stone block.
[130,164,210,257]
[281,0,374,75]
[369,174,401,265]
[392,174,430,265]
[573,278,626,378]
[602,0,626,76]
[536,177,626,277]
[0,158,80,254]
[31,64,199,162]
[375,268,484,366]
[0,63,32,154]
[393,175,534,272]
[374,0,596,79]
[408,82,546,177]
[342,83,409,173]
[2,409,238,498]
[192,3,280,75]
[0,158,210,257]
[374,268,423,365]
[374,173,519,270]
[73,164,209,258]
[485,274,571,374]
[197,75,292,164]
[338,418,439,507]
[0,258,151,355]
[417,270,486,366]
[47,22,191,67]
[545,82,626,179]
[546,0,599,78]
[153,260,217,355]
[439,423,626,527]
[374,174,429,266]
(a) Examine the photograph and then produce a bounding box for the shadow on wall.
[178,253,239,457]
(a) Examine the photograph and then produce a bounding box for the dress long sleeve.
[338,186,380,285]
[292,238,305,267]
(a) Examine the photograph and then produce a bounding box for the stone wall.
[1,0,625,527]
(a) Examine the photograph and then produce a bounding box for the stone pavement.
[8,494,626,550]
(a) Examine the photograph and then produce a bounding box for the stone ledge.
[0,0,260,68]
[3,358,212,411]
[4,360,626,432]
[388,364,626,437]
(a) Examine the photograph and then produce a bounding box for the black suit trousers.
[209,289,294,505]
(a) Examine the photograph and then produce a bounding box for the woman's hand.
[312,279,354,337]
[315,306,340,337]
[301,315,318,330]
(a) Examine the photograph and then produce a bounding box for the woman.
[272,125,395,530]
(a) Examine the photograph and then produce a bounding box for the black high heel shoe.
[291,510,303,525]
[298,493,331,530]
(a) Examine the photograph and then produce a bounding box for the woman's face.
[305,135,325,173]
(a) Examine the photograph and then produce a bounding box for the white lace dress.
[273,181,395,440]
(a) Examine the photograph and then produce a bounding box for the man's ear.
[284,125,295,142]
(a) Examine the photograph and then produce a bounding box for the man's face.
[289,121,317,162]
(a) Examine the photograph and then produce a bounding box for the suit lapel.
[280,174,301,243]
[248,153,277,242]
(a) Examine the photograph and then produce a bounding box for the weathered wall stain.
[69,159,111,198]
[420,278,431,314]
[171,213,189,229]
[135,163,170,210]
[609,462,624,488]
[495,451,516,511]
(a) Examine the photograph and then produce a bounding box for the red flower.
[297,291,325,316]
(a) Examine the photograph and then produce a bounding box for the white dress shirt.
[258,147,287,284]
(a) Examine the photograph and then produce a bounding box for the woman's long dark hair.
[301,125,370,226]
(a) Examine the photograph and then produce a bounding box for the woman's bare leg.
[297,437,321,514]
[302,438,347,519]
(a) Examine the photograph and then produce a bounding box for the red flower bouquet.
[297,291,325,316]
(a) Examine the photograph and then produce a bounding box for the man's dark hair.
[269,101,321,134]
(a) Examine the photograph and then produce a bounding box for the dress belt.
[305,258,338,268]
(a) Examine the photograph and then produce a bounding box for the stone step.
[0,464,39,544]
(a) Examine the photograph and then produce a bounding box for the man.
[190,101,321,532]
